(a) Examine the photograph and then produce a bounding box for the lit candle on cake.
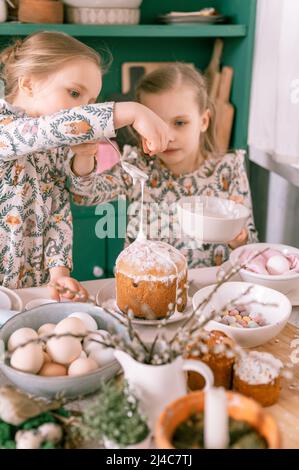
[204,387,229,449]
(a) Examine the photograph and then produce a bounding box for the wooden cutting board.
[255,323,299,449]
[122,62,176,94]
[204,38,224,100]
[215,66,235,153]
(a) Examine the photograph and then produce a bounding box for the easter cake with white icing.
[115,239,188,319]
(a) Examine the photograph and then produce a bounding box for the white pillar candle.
[204,387,229,449]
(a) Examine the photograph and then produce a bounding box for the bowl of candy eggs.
[192,282,292,348]
[0,302,125,399]
[177,196,250,244]
[229,243,299,295]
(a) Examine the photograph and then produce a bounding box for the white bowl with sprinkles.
[192,282,292,348]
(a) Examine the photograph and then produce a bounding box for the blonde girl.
[69,63,258,268]
[0,31,169,298]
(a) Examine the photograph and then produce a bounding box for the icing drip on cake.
[116,240,187,278]
[116,147,187,316]
[235,351,283,385]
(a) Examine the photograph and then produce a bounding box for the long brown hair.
[135,62,218,159]
[0,31,104,101]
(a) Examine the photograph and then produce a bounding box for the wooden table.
[0,272,298,449]
[256,323,299,449]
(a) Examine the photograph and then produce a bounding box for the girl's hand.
[48,267,88,301]
[132,104,169,156]
[228,228,248,250]
[114,102,170,156]
[70,141,98,176]
[227,195,248,249]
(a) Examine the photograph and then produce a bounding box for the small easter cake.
[233,351,283,407]
[115,239,188,319]
[188,330,236,390]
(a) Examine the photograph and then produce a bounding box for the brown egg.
[39,362,67,377]
[43,351,51,364]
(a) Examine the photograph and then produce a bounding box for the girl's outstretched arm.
[0,101,115,161]
[68,146,134,207]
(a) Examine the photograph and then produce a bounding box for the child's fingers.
[142,138,150,155]
[48,285,60,301]
[73,284,88,302]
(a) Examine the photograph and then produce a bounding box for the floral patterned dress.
[69,146,258,269]
[0,99,115,288]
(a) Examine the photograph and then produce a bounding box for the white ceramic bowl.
[230,243,299,295]
[63,0,142,8]
[0,303,125,399]
[192,282,292,348]
[177,196,250,244]
[65,7,140,24]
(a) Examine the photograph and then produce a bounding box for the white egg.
[10,343,44,374]
[68,357,98,376]
[37,323,56,337]
[8,328,38,352]
[54,317,87,337]
[47,337,82,365]
[266,255,290,275]
[83,329,111,355]
[89,347,115,367]
[68,312,97,331]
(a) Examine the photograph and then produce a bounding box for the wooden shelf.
[0,23,247,38]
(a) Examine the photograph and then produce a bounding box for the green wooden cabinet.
[0,0,257,280]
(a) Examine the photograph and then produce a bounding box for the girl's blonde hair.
[0,31,103,101]
[136,62,218,158]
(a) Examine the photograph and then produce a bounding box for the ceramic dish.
[230,243,299,295]
[192,282,292,348]
[177,196,250,244]
[0,302,125,399]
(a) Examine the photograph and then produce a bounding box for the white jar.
[0,0,7,22]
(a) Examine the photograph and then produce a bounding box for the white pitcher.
[0,1,7,23]
[114,350,214,427]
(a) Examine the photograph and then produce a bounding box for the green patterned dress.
[0,99,115,288]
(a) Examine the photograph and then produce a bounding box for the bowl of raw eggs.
[0,302,125,399]
[229,243,299,295]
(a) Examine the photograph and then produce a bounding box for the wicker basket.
[65,7,140,25]
[18,0,64,24]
